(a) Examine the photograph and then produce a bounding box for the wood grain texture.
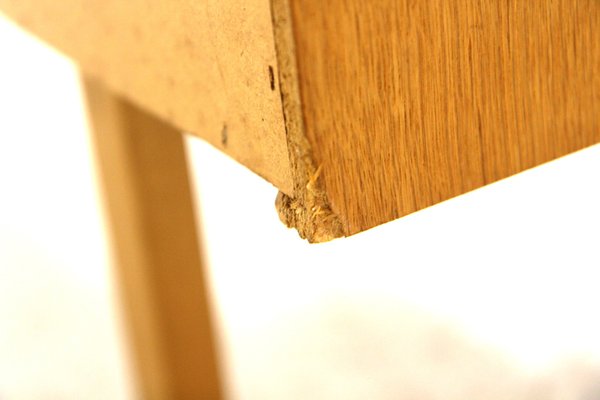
[288,0,600,236]
[84,77,223,399]
[0,0,293,194]
[3,0,599,241]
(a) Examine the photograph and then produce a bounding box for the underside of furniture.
[1,0,598,243]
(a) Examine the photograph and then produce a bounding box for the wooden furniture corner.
[2,0,597,242]
[1,0,598,398]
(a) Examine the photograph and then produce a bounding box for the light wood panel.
[285,0,600,236]
[84,77,223,399]
[0,0,293,193]
[2,0,599,241]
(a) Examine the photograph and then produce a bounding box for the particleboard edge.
[270,0,345,243]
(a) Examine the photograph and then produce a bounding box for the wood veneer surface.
[289,0,600,235]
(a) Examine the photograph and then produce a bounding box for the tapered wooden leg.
[83,77,223,400]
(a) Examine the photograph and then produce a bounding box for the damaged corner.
[270,0,345,243]
[275,174,344,244]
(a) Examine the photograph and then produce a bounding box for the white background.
[1,14,600,399]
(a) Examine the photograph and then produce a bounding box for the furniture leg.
[83,77,223,400]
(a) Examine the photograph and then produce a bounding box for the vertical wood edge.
[270,0,346,243]
[82,76,224,399]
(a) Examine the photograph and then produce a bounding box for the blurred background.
[1,14,600,400]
